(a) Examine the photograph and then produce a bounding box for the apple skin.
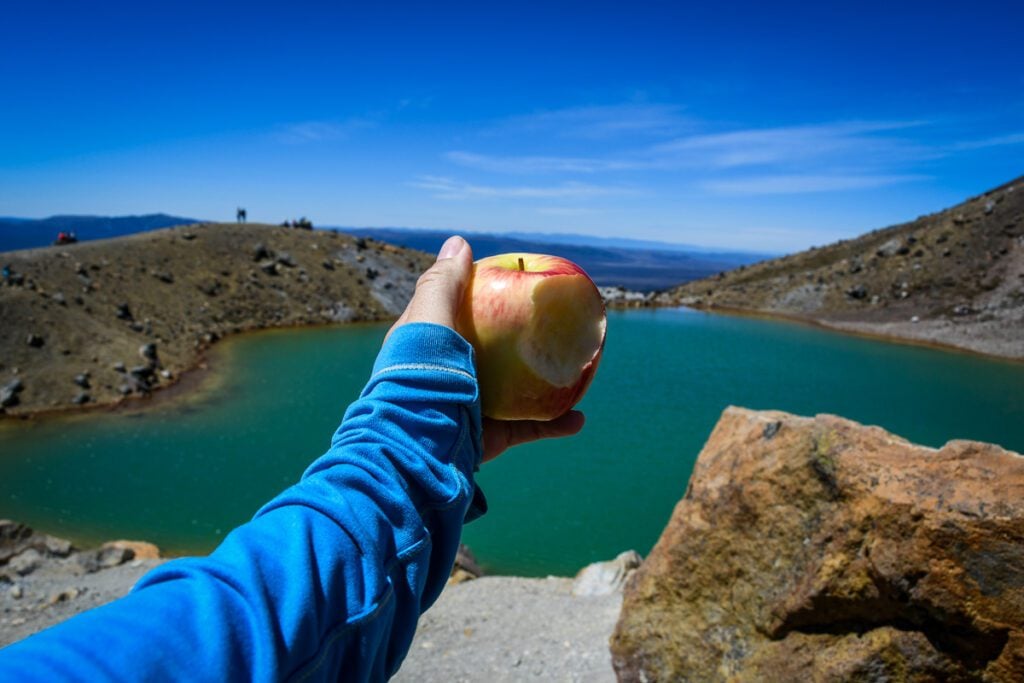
[455,253,607,421]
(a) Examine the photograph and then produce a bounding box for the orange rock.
[611,407,1024,682]
[100,540,161,560]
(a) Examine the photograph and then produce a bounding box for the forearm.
[0,323,485,682]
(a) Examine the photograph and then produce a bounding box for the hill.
[0,214,200,252]
[667,176,1024,360]
[342,227,768,291]
[0,223,432,416]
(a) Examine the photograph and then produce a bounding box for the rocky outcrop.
[0,224,433,417]
[611,408,1024,682]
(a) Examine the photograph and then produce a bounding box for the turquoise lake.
[1,309,1023,576]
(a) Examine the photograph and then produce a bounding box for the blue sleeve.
[0,323,487,682]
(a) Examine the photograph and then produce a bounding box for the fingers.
[481,411,585,463]
[386,236,473,341]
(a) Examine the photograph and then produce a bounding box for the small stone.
[260,262,279,276]
[115,303,133,321]
[159,369,172,380]
[47,588,80,606]
[252,243,271,261]
[113,361,126,373]
[9,585,23,600]
[911,315,920,323]
[985,200,996,214]
[26,333,44,348]
[73,373,90,389]
[71,392,91,405]
[845,285,868,300]
[139,343,158,361]
[51,292,67,306]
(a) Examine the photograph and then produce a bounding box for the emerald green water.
[1,310,1022,576]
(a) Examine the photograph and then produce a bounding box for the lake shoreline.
[5,299,1022,426]
[680,303,1024,365]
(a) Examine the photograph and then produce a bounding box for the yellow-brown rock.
[100,540,161,560]
[610,407,1024,682]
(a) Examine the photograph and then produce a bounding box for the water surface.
[2,310,1022,576]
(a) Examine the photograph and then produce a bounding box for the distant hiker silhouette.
[237,208,247,223]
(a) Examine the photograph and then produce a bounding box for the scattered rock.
[260,261,279,276]
[51,292,66,306]
[572,550,642,597]
[9,584,23,600]
[611,407,1024,682]
[115,303,133,321]
[139,343,158,362]
[46,587,81,606]
[448,544,483,585]
[100,540,160,561]
[321,259,335,271]
[152,271,174,284]
[26,333,44,348]
[252,243,271,261]
[112,361,126,373]
[1,379,25,408]
[71,392,90,405]
[845,284,867,300]
[9,549,43,576]
[276,252,296,267]
[985,200,996,214]
[72,373,90,389]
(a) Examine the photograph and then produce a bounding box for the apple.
[455,252,607,421]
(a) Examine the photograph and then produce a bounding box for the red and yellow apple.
[455,252,606,421]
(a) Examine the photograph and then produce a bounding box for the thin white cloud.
[653,120,929,168]
[702,173,928,195]
[410,175,636,200]
[536,206,597,216]
[272,119,375,144]
[445,150,642,174]
[948,132,1024,151]
[495,103,690,139]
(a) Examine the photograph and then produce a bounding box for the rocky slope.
[611,407,1024,682]
[0,223,433,417]
[668,176,1024,359]
[0,520,165,648]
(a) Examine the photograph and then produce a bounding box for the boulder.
[572,550,642,597]
[611,407,1024,682]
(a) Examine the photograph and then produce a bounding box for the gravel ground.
[1,556,165,648]
[393,576,622,683]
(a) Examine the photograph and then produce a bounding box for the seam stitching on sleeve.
[372,363,475,382]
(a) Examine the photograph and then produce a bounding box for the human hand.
[387,235,585,462]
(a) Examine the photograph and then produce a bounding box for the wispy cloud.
[652,120,930,168]
[494,103,690,140]
[410,175,636,200]
[948,132,1024,151]
[271,119,376,144]
[445,150,642,174]
[702,173,928,195]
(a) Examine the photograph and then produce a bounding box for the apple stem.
[518,257,525,272]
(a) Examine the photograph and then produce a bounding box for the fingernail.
[437,235,464,260]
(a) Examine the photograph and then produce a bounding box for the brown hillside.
[669,176,1024,359]
[0,223,433,417]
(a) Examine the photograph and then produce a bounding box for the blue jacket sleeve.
[0,323,487,682]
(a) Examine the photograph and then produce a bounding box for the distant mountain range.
[341,227,772,291]
[1,216,773,291]
[0,214,199,252]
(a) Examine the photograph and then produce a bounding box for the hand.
[388,235,585,462]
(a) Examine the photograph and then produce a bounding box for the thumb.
[388,235,474,336]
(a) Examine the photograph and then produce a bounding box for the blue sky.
[2,1,1022,252]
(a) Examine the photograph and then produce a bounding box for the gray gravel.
[1,556,165,648]
[393,576,621,682]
